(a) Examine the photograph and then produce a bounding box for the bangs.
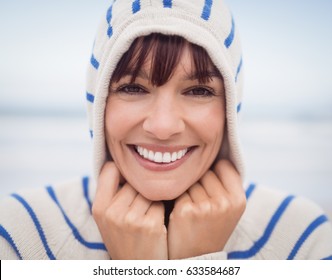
[110,33,221,86]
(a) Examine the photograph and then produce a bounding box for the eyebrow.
[121,70,150,80]
[184,71,223,81]
[118,69,223,82]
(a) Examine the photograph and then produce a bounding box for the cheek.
[105,100,135,142]
[104,102,132,165]
[189,102,225,142]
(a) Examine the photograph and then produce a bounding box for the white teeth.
[148,150,154,161]
[171,152,177,162]
[163,152,171,163]
[154,152,163,163]
[136,146,189,164]
[143,148,149,159]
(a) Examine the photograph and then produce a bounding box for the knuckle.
[199,171,214,185]
[197,200,212,214]
[92,204,120,228]
[91,203,102,220]
[189,182,202,193]
[104,161,116,170]
[236,193,247,213]
[102,206,122,227]
[174,202,194,219]
[239,191,247,205]
[214,159,236,175]
[123,212,139,229]
[213,198,234,216]
[214,159,224,171]
[123,214,161,235]
[232,189,247,208]
[152,201,164,211]
[204,170,215,180]
[143,219,163,235]
[220,199,231,212]
[219,159,232,169]
[225,194,247,217]
[101,161,119,177]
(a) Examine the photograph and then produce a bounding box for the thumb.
[94,161,120,212]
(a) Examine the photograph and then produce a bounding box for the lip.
[132,143,191,153]
[129,144,196,172]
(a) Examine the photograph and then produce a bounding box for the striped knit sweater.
[2,1,331,260]
[1,178,331,260]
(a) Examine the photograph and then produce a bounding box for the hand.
[167,160,246,259]
[92,162,168,260]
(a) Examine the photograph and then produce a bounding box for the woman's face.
[105,45,225,201]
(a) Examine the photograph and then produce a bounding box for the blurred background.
[0,0,331,216]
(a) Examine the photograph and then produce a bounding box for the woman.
[1,0,331,259]
[93,32,245,259]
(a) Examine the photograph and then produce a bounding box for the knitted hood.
[86,0,244,182]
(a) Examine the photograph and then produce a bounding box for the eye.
[184,86,216,97]
[116,84,148,95]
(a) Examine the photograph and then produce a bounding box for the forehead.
[140,47,218,79]
[111,33,222,85]
[139,44,194,70]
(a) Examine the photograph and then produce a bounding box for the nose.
[143,92,185,140]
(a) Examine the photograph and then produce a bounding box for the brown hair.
[110,33,222,86]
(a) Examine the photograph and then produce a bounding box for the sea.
[0,114,331,217]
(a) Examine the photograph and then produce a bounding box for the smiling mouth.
[134,145,193,164]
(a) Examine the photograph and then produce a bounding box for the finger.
[174,191,192,207]
[187,183,209,203]
[94,162,120,212]
[172,191,193,217]
[199,170,226,198]
[213,160,243,195]
[127,194,153,217]
[146,202,165,225]
[111,183,138,209]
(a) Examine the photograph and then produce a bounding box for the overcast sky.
[1,0,331,119]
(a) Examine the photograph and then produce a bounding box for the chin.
[141,191,179,202]
[133,181,188,201]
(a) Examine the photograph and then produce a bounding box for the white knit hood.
[86,0,244,181]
